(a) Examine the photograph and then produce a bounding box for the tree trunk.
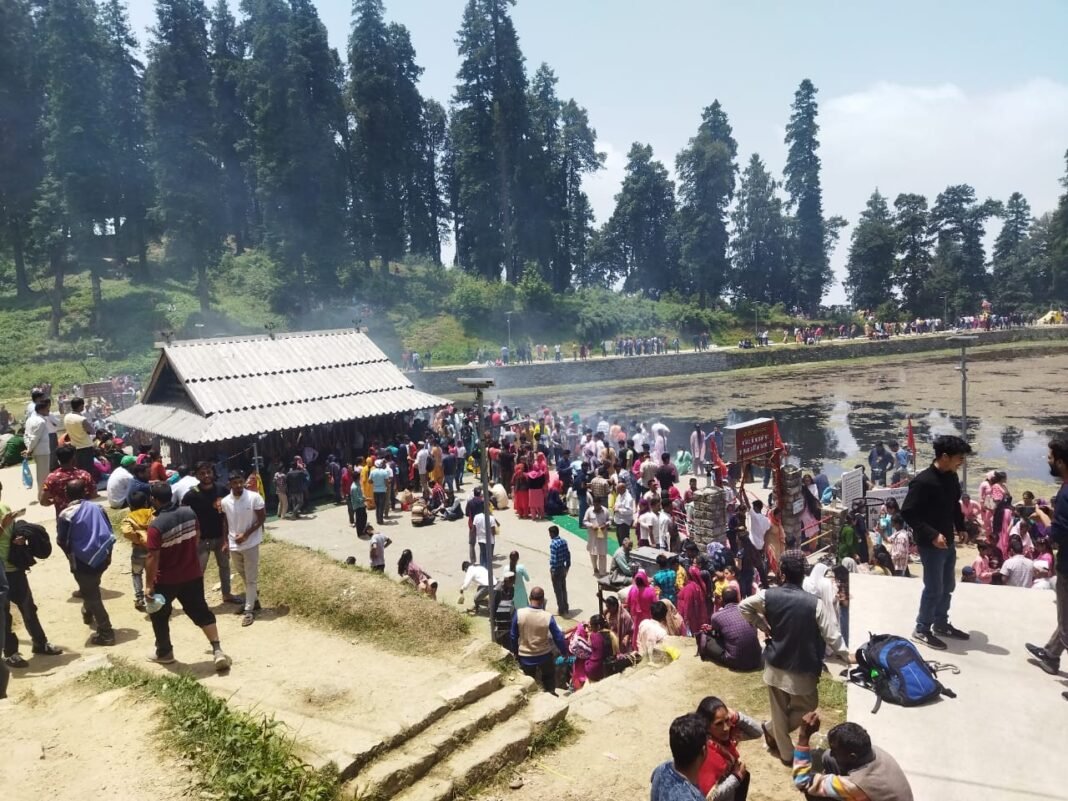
[10,218,32,298]
[90,261,102,330]
[49,246,65,339]
[136,217,148,276]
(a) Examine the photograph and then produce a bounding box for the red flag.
[907,417,917,466]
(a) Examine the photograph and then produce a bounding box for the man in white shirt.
[583,496,610,575]
[638,504,658,547]
[747,499,772,551]
[220,470,266,626]
[656,501,674,551]
[459,560,490,610]
[171,466,199,505]
[474,511,498,567]
[106,456,136,508]
[999,536,1035,588]
[612,480,635,544]
[415,443,431,492]
[23,398,53,499]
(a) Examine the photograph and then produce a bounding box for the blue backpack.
[849,633,957,713]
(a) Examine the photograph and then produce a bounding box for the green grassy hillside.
[0,250,844,401]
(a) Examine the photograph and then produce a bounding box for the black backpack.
[848,633,957,713]
[9,520,52,571]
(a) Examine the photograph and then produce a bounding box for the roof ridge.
[163,328,362,348]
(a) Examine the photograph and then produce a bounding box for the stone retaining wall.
[410,326,1068,399]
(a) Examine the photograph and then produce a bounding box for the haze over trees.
[1,0,1067,337]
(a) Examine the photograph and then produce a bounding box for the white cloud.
[820,78,1068,302]
[584,140,628,227]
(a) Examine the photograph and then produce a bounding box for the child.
[888,514,911,576]
[120,489,154,611]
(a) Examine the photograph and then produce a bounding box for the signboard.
[840,467,866,509]
[721,417,776,462]
[865,486,909,531]
[791,497,805,515]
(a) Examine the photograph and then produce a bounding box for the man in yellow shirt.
[63,397,95,474]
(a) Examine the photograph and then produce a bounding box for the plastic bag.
[22,457,33,489]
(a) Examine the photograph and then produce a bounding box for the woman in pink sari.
[677,566,710,636]
[627,570,656,638]
[526,462,547,521]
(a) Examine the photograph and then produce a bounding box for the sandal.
[241,612,255,627]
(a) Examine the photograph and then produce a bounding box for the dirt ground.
[481,652,846,801]
[0,682,192,801]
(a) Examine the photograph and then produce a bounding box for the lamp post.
[458,377,496,641]
[948,335,978,491]
[754,305,759,343]
[941,294,949,330]
[505,312,513,362]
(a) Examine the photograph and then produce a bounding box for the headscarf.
[687,565,707,596]
[803,563,838,613]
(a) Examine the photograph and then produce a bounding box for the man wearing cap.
[106,455,138,508]
[739,552,852,765]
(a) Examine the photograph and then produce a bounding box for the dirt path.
[0,682,191,801]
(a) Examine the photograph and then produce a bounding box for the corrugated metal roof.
[114,329,450,444]
[110,387,449,444]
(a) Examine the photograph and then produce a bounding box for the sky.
[126,0,1068,302]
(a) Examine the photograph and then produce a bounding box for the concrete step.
[286,670,504,781]
[390,718,534,801]
[351,684,529,800]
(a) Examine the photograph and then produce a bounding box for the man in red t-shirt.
[42,444,96,517]
[144,482,231,671]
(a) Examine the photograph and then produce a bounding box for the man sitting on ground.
[700,588,762,672]
[793,712,913,800]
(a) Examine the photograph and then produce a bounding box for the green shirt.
[0,503,14,572]
[349,480,366,510]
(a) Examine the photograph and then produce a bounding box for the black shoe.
[912,629,947,650]
[933,623,970,640]
[4,654,29,668]
[90,631,116,646]
[1025,644,1061,674]
[31,643,63,656]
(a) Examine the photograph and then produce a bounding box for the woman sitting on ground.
[545,479,567,516]
[636,600,670,661]
[410,492,435,527]
[604,594,633,653]
[397,549,437,599]
[694,695,761,801]
[584,614,615,684]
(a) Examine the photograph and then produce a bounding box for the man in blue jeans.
[901,434,972,650]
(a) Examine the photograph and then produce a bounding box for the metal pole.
[960,342,968,492]
[477,387,495,641]
[754,307,758,342]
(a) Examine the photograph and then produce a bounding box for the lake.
[496,348,1068,494]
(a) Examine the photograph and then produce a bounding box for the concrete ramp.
[849,572,1066,801]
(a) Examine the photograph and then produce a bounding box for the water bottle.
[144,593,167,614]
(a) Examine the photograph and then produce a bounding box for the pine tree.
[520,63,562,281]
[603,143,677,297]
[146,0,223,312]
[35,0,110,329]
[845,190,896,311]
[1050,152,1068,304]
[892,193,932,314]
[676,100,737,307]
[730,153,788,304]
[347,0,406,268]
[0,0,44,297]
[408,98,448,263]
[451,0,530,282]
[243,0,347,308]
[98,0,153,277]
[988,191,1032,311]
[557,99,603,292]
[783,79,829,314]
[928,184,1000,317]
[209,0,252,253]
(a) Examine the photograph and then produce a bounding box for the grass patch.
[85,661,340,801]
[818,673,848,717]
[256,538,471,654]
[528,718,581,759]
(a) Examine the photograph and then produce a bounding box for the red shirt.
[150,461,168,482]
[146,504,202,586]
[43,466,97,516]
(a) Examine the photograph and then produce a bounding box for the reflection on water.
[500,350,1068,487]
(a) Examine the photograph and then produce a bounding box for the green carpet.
[550,514,620,556]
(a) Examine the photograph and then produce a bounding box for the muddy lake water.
[497,347,1068,495]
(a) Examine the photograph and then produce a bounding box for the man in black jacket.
[901,434,972,650]
[1025,437,1068,693]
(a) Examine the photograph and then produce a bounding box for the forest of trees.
[2,0,1067,336]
